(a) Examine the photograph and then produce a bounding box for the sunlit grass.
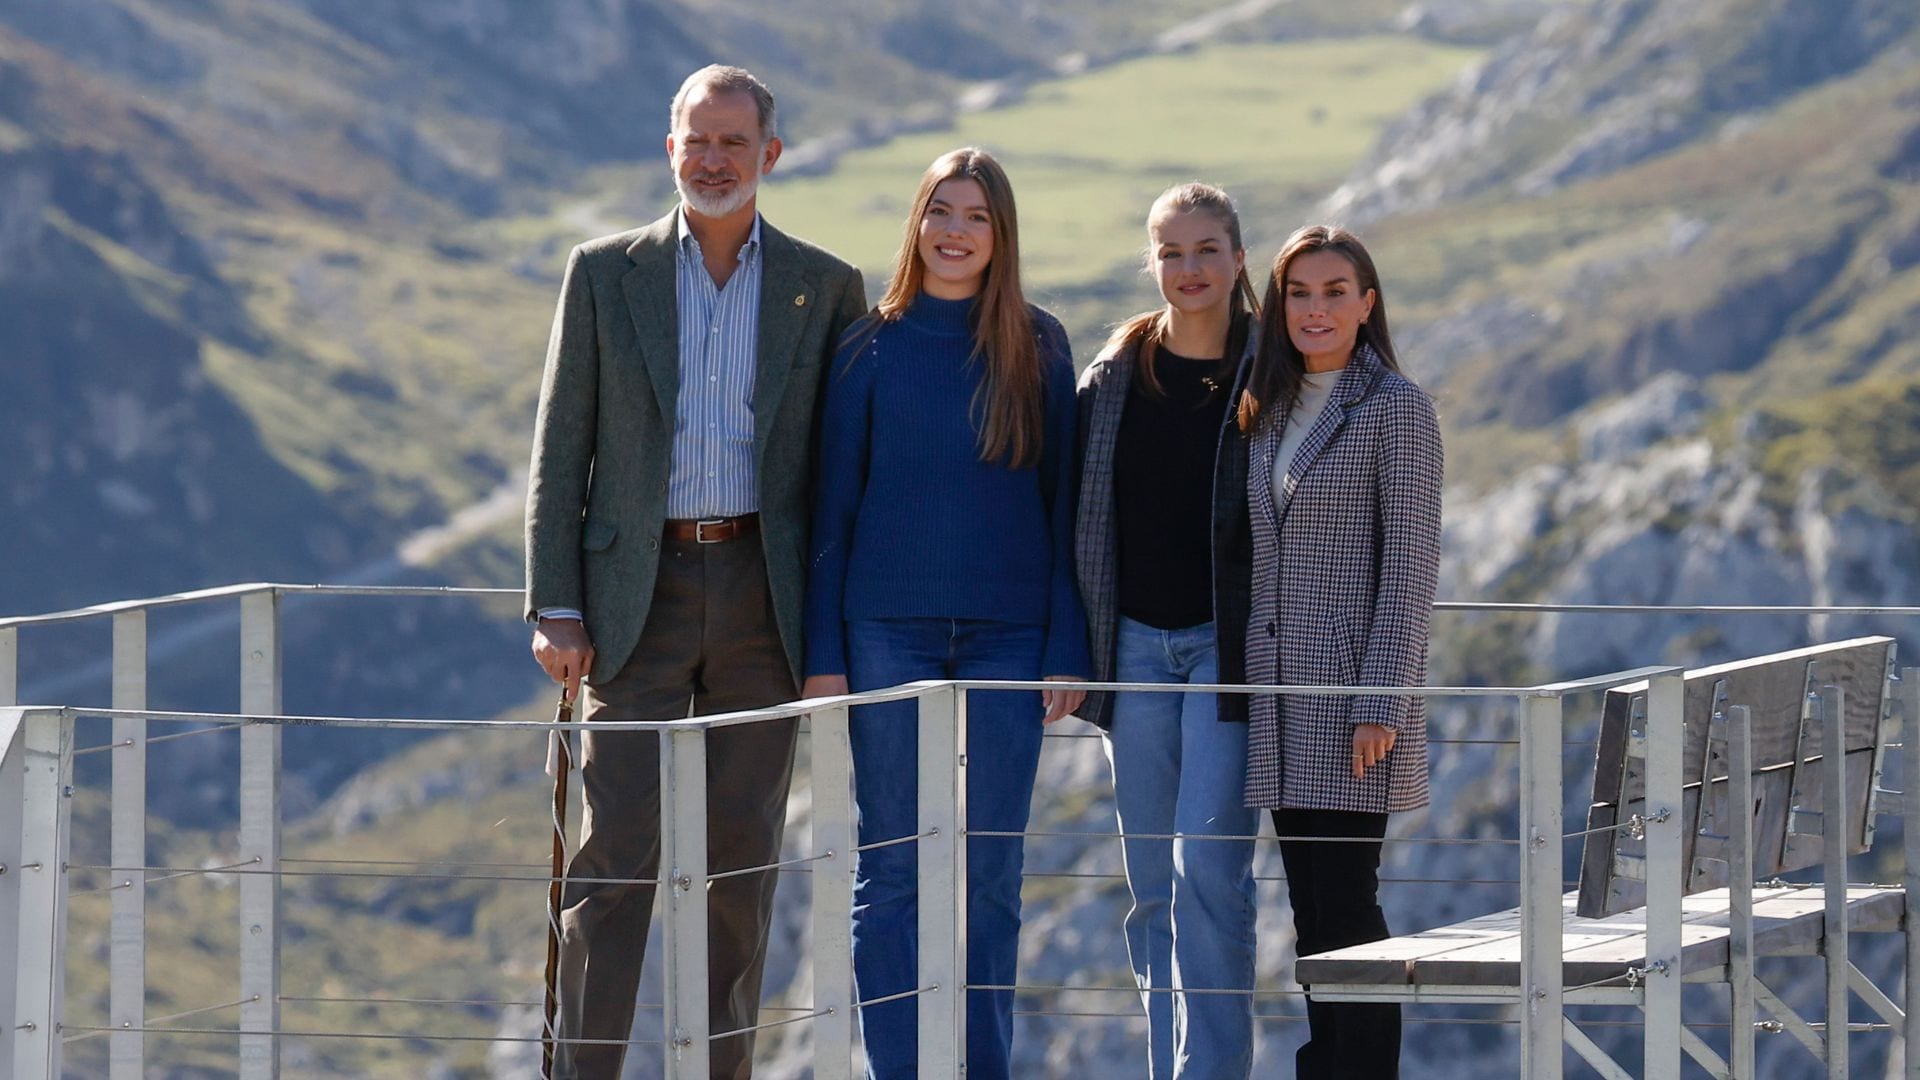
[758,37,1485,290]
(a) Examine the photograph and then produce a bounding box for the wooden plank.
[1296,907,1526,986]
[1412,889,1799,987]
[1589,689,1637,818]
[1304,886,1905,990]
[1590,640,1887,810]
[1650,639,1884,791]
[1594,765,1802,915]
[1578,638,1891,917]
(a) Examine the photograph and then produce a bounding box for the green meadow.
[758,36,1484,294]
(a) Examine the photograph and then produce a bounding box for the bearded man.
[524,64,867,1080]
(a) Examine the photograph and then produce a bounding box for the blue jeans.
[1104,617,1258,1079]
[846,617,1047,1080]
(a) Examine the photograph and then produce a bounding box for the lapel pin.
[794,294,807,307]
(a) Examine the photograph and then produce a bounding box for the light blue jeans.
[1104,617,1258,1079]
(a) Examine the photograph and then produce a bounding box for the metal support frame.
[6,708,73,1080]
[918,685,966,1078]
[1753,977,1826,1059]
[1865,647,1898,844]
[1820,685,1849,1079]
[1849,963,1904,1026]
[1612,694,1650,886]
[809,704,857,1076]
[1564,1016,1635,1080]
[1904,667,1920,1080]
[1726,705,1756,1079]
[0,710,20,1074]
[1518,692,1564,1080]
[238,592,281,1079]
[660,725,710,1079]
[1317,983,1647,1007]
[1690,681,1733,891]
[111,611,148,1079]
[1785,662,1825,862]
[1677,1024,1731,1076]
[1642,669,1685,1080]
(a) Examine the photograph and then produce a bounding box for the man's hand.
[1041,676,1086,726]
[1353,723,1397,779]
[532,618,595,704]
[801,675,850,700]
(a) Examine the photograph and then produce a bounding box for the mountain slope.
[1328,0,1919,221]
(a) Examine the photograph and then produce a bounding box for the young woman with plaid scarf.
[1073,182,1264,1079]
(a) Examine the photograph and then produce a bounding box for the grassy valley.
[19,0,1920,1074]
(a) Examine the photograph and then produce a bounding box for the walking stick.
[542,695,574,1080]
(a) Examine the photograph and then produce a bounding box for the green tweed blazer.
[523,211,867,686]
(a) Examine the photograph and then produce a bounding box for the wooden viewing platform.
[1299,637,1914,1077]
[1303,885,1904,996]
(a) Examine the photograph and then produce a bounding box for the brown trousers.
[551,534,798,1080]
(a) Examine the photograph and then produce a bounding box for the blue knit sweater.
[804,292,1091,679]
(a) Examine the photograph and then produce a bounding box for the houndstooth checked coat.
[1239,344,1443,813]
[1072,321,1257,729]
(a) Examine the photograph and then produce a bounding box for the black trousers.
[1272,808,1398,1080]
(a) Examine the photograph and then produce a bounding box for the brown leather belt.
[663,513,759,544]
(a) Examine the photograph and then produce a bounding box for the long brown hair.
[1236,225,1399,433]
[866,147,1044,468]
[1107,182,1260,397]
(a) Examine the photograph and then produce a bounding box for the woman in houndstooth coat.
[1229,225,1442,1079]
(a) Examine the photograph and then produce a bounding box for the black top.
[1113,346,1230,630]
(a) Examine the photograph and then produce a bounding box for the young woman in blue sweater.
[801,146,1089,1079]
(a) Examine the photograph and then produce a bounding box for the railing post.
[917,685,966,1078]
[238,591,282,1079]
[4,707,73,1080]
[1642,669,1685,1080]
[0,627,15,705]
[1820,685,1849,1080]
[111,611,148,1079]
[660,723,710,1079]
[810,704,857,1077]
[0,710,18,1073]
[1519,691,1564,1080]
[1902,668,1919,1080]
[1725,705,1756,1079]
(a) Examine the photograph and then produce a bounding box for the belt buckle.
[694,517,728,544]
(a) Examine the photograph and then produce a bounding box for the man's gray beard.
[676,173,758,219]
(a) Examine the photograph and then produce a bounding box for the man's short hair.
[670,65,777,142]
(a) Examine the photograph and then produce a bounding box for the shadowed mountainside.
[14,0,1920,1075]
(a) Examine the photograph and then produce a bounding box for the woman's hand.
[801,675,850,700]
[1353,723,1397,778]
[1041,676,1086,726]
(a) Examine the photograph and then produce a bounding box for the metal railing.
[3,584,1917,1078]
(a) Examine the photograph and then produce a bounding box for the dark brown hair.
[1237,224,1399,434]
[869,147,1044,468]
[1106,182,1260,398]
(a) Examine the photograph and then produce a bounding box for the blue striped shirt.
[667,208,763,518]
[535,210,766,625]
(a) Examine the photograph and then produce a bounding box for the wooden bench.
[1298,637,1907,1075]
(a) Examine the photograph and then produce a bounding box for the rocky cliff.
[21,0,1920,1075]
